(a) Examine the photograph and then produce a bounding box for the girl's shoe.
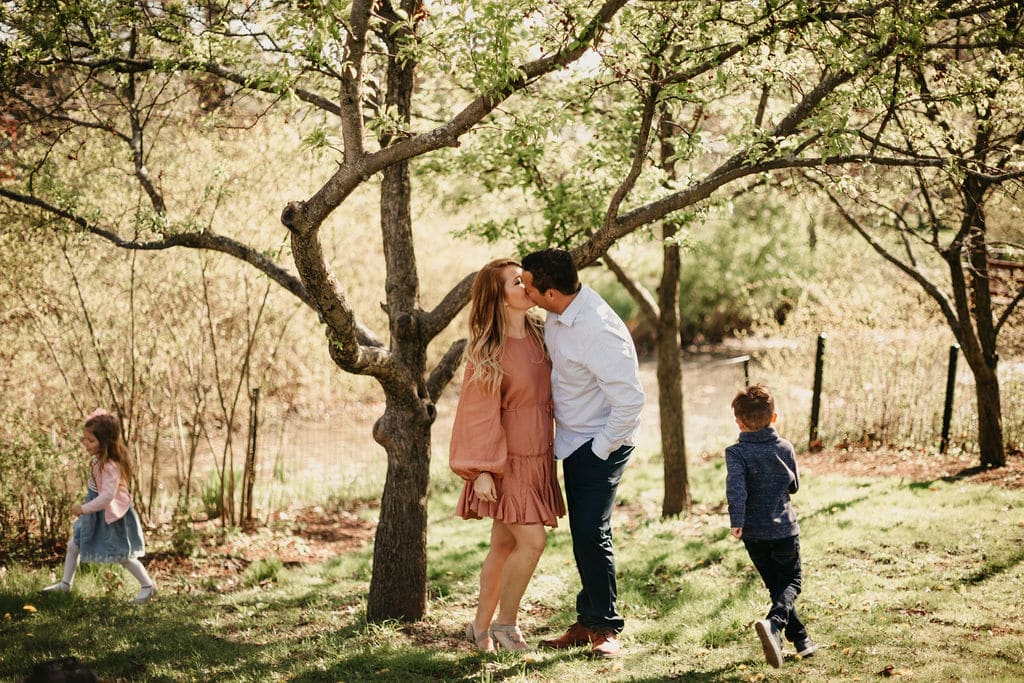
[490,623,530,651]
[41,581,71,593]
[465,622,494,652]
[133,584,157,604]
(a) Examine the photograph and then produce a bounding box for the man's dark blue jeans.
[742,534,808,643]
[562,441,633,634]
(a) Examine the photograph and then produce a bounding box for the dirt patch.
[800,447,1024,489]
[144,506,376,592]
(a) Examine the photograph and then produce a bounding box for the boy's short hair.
[732,385,775,430]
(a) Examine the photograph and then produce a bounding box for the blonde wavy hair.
[466,258,547,394]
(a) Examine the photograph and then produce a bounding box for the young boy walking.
[726,385,818,668]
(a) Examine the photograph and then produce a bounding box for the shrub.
[243,557,283,586]
[0,431,79,560]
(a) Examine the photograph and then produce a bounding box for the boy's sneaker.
[755,619,783,668]
[41,581,71,593]
[795,637,820,658]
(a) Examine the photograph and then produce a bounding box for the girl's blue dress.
[72,487,146,563]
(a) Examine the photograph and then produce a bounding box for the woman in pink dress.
[450,258,566,651]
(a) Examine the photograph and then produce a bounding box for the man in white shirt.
[521,248,645,659]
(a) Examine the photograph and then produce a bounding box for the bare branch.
[995,286,1024,335]
[200,61,342,116]
[0,187,358,336]
[282,0,631,233]
[573,62,874,266]
[126,78,165,213]
[605,83,659,227]
[754,83,771,129]
[427,339,467,403]
[339,0,374,158]
[602,252,659,325]
[814,179,960,330]
[422,271,475,342]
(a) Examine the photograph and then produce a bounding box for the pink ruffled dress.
[449,335,566,527]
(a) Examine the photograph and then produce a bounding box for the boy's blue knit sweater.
[725,426,800,540]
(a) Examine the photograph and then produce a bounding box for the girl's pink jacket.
[79,459,133,524]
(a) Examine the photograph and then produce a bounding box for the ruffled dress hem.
[73,489,146,563]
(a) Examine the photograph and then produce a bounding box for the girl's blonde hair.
[466,258,546,394]
[84,412,132,485]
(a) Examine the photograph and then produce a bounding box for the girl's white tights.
[61,537,155,589]
[60,537,80,586]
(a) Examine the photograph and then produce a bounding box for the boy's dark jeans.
[742,535,809,643]
[562,441,633,633]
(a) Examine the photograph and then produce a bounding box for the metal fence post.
[243,387,260,523]
[809,333,826,450]
[940,344,959,453]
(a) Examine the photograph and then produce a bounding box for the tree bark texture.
[364,2,435,621]
[951,179,1006,468]
[974,373,1005,469]
[657,112,689,516]
[368,393,432,621]
[658,225,689,516]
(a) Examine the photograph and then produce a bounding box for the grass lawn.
[2,449,1023,682]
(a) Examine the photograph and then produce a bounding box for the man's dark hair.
[521,248,579,295]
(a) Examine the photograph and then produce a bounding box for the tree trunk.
[656,110,689,517]
[363,0,434,622]
[956,316,1004,469]
[955,178,1006,469]
[658,224,689,516]
[367,391,432,621]
[975,373,1005,468]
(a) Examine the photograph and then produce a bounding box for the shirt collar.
[552,285,589,327]
[738,426,778,442]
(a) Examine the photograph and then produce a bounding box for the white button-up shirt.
[544,286,645,460]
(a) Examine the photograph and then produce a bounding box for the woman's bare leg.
[495,523,547,625]
[473,521,516,636]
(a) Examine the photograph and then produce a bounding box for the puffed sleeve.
[79,460,120,514]
[449,363,507,481]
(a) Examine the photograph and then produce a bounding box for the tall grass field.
[2,445,1022,682]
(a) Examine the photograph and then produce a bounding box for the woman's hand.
[473,472,497,503]
[71,504,83,516]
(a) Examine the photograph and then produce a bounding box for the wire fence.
[753,330,1024,455]
[142,333,1023,525]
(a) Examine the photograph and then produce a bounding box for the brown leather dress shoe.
[538,622,593,649]
[589,629,622,658]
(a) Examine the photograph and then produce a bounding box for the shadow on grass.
[0,593,278,681]
[290,646,577,682]
[627,665,749,683]
[427,545,488,595]
[801,494,872,520]
[0,578,383,682]
[621,552,697,613]
[960,544,1024,586]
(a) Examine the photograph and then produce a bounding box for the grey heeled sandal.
[465,622,494,652]
[489,623,530,651]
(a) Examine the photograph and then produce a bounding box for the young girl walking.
[43,409,157,604]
